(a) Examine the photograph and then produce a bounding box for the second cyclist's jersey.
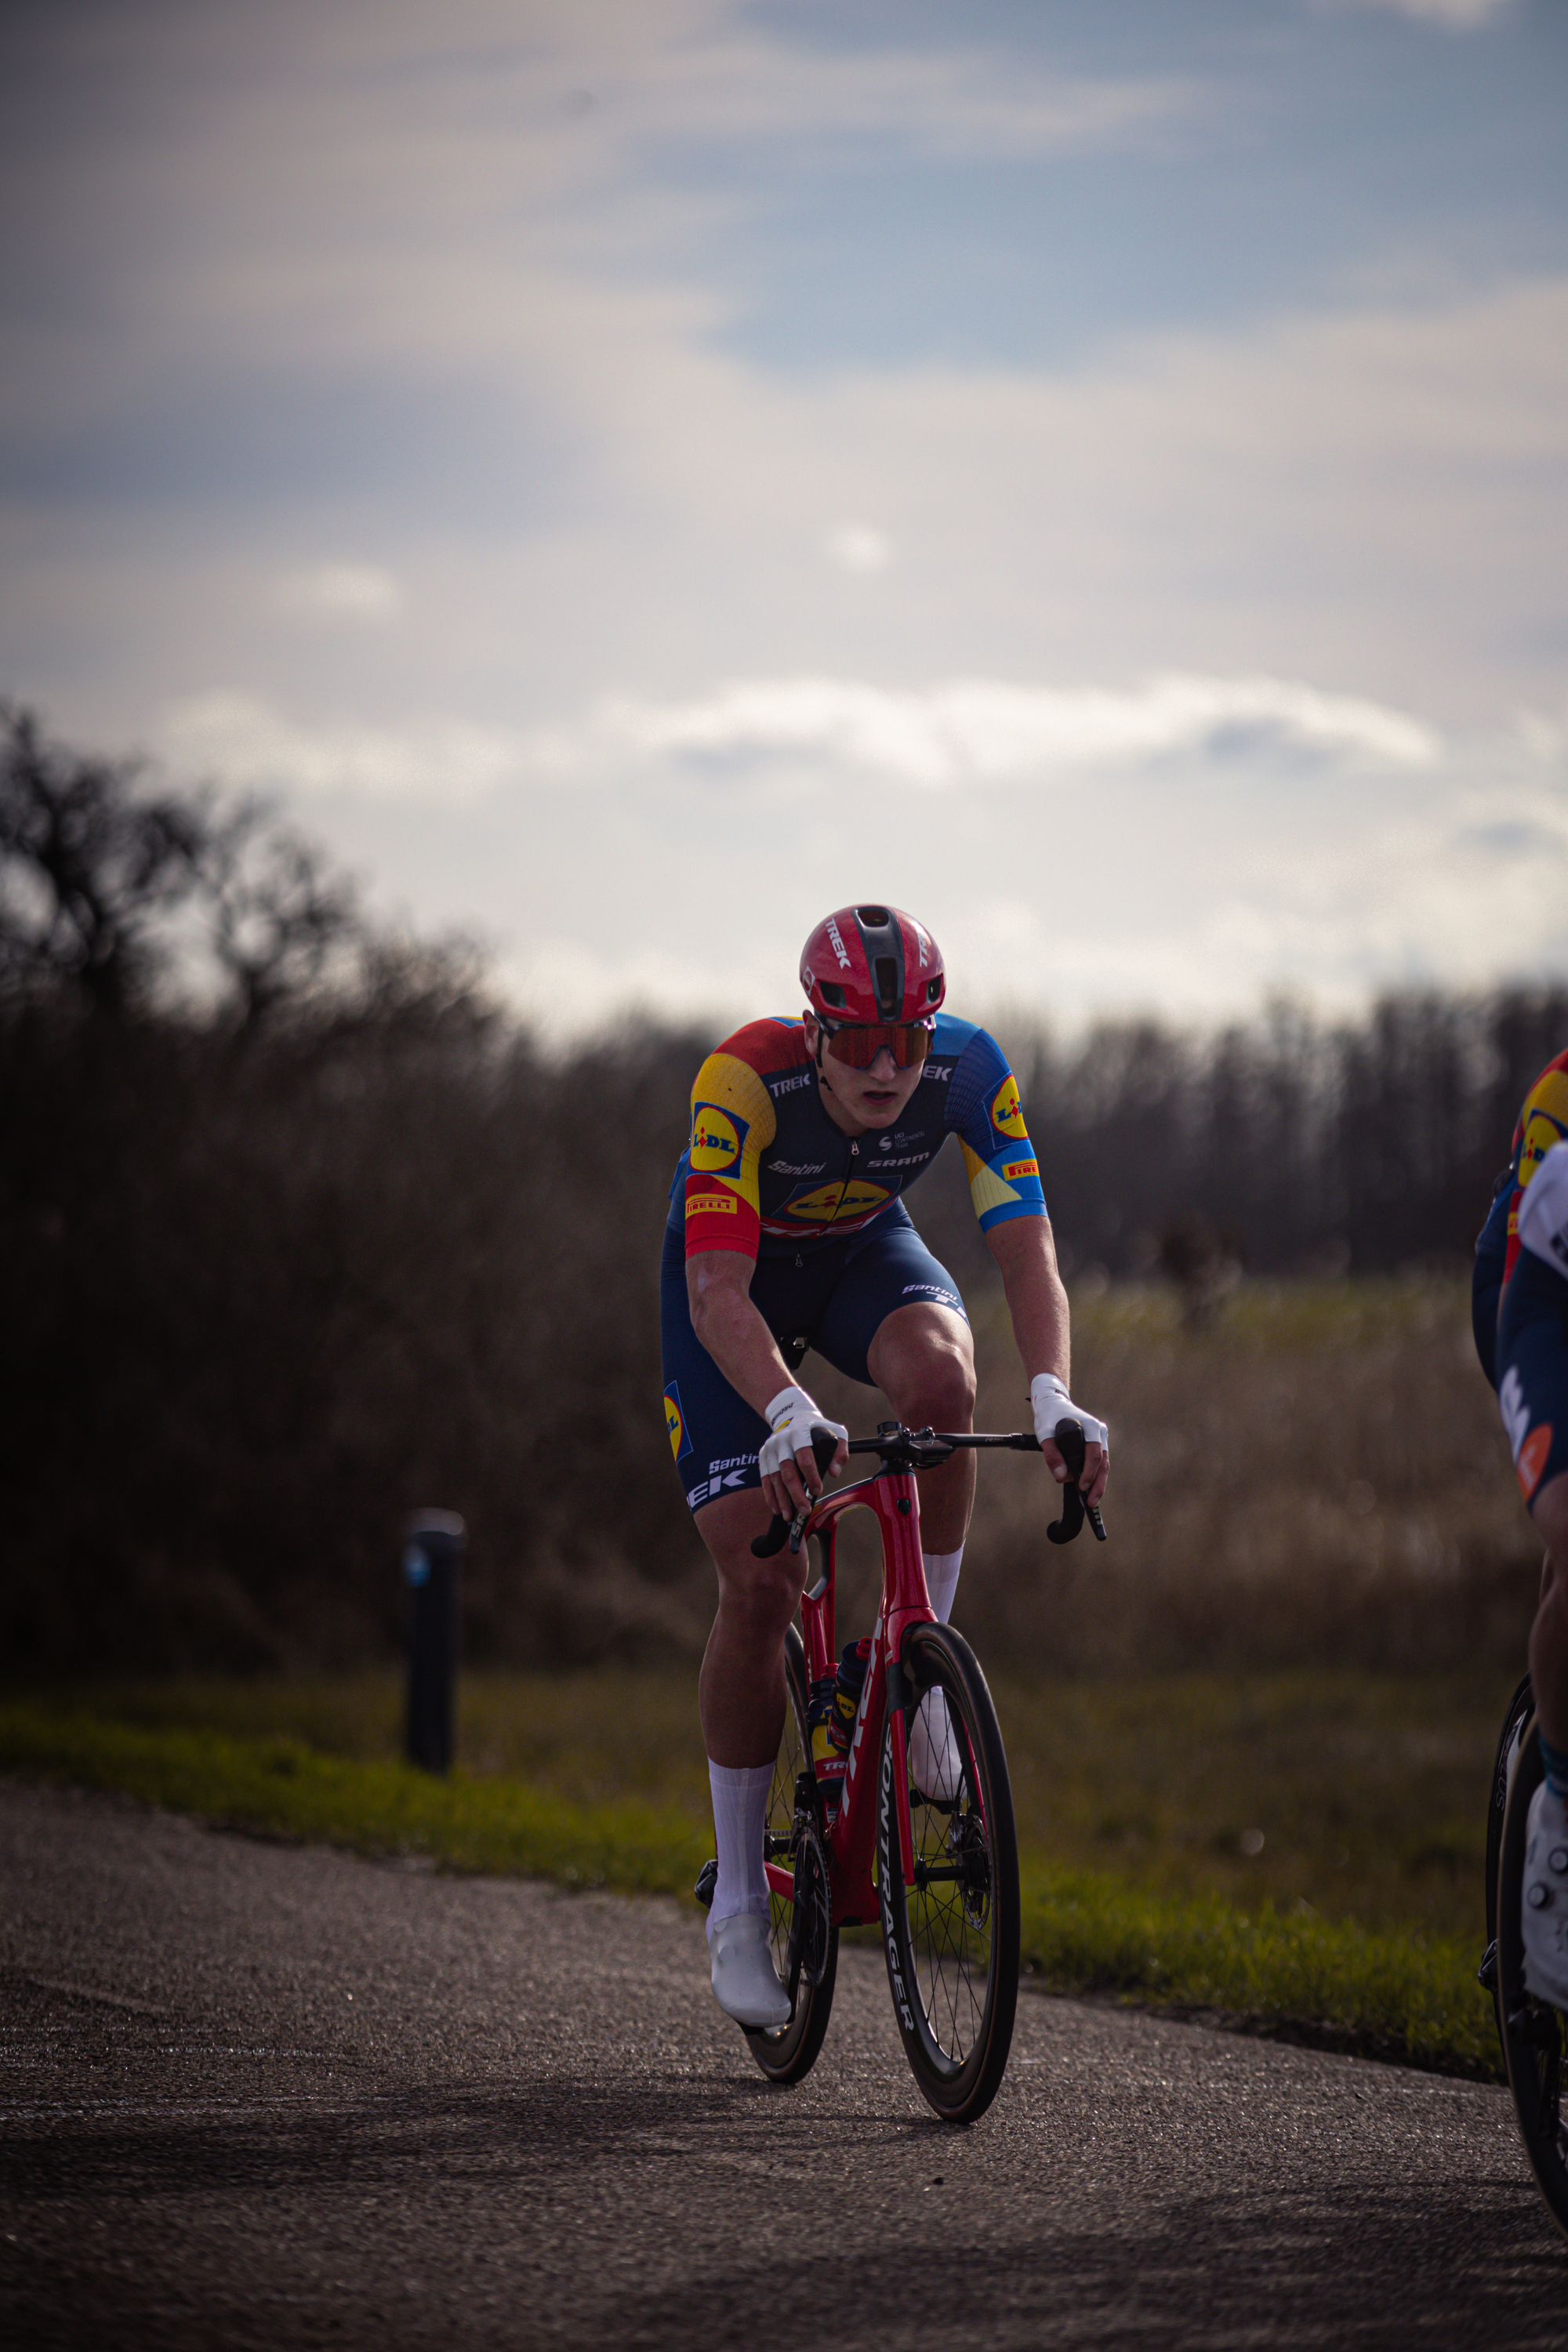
[667,1014,1047,1263]
[1473,1046,1568,1389]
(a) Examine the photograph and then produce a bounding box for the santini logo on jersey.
[767,1159,827,1176]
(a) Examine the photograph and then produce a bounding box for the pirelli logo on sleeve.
[1003,1158,1039,1183]
[685,1189,739,1218]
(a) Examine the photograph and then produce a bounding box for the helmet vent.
[821,982,845,1008]
[873,956,898,1016]
[857,905,889,927]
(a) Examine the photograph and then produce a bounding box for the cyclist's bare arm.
[686,1250,849,1513]
[985,1215,1109,1504]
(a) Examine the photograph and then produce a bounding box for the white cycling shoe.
[1523,1779,1568,2009]
[909,1689,965,1802]
[709,1911,791,2030]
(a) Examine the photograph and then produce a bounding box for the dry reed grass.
[807,1275,1540,1677]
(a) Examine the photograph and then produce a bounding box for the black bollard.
[404,1510,464,1773]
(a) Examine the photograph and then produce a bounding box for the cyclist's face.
[804,1016,926,1133]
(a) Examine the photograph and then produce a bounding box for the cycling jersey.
[666,1013,1047,1262]
[1474,1047,1568,1390]
[661,1210,966,1512]
[1497,1142,1568,1507]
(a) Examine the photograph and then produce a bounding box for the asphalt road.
[2,1778,1566,2350]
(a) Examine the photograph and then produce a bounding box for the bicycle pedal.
[694,1857,718,1910]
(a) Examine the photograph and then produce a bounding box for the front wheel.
[743,1622,839,2085]
[1497,1715,1568,2242]
[877,1621,1019,2124]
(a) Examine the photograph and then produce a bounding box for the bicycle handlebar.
[749,1417,1107,1559]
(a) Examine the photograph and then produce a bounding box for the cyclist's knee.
[873,1307,976,1428]
[695,1488,804,1631]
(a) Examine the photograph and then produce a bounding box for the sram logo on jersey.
[690,1102,747,1173]
[989,1076,1028,1140]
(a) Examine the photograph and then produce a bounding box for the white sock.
[924,1545,964,1623]
[707,1759,773,1943]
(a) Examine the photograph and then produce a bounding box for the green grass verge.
[0,1695,1500,2080]
[0,1703,710,1894]
[1017,1863,1495,2078]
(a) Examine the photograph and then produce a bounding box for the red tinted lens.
[825,1022,931,1069]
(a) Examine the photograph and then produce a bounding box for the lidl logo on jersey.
[691,1102,748,1174]
[663,1383,692,1461]
[784,1179,891,1222]
[1522,1108,1568,1186]
[989,1076,1028,1140]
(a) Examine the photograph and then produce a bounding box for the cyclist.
[1475,1050,1568,2003]
[662,905,1108,2028]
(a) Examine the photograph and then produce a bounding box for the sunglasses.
[818,1017,933,1070]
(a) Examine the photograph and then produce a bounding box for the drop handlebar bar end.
[1047,1416,1107,1544]
[750,1425,842,1559]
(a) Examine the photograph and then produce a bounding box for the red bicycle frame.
[763,1459,933,1928]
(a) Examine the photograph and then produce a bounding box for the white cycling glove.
[1030,1374,1108,1476]
[758,1385,847,1483]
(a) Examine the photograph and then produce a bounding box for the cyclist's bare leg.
[1527,1471,1568,1751]
[866,1301,978,1552]
[696,1486,808,1768]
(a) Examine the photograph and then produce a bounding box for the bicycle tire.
[743,1622,839,2085]
[1497,1715,1568,2242]
[877,1620,1020,2125]
[1483,1671,1534,2050]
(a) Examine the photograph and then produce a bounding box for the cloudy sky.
[2,0,1565,1036]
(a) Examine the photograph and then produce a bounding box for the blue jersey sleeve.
[942,1021,1048,1232]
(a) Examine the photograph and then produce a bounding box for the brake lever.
[1047,1416,1107,1545]
[751,1425,842,1560]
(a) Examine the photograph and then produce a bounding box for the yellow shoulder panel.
[961,1140,1021,1221]
[691,1049,776,1145]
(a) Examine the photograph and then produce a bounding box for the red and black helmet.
[799,906,946,1025]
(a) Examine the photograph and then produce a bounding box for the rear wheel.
[877,1621,1019,2124]
[743,1623,839,2085]
[1498,1715,1568,2242]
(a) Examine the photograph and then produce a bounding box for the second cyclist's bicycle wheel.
[1483,1671,1534,2052]
[1497,1714,1568,2243]
[744,1622,839,2085]
[877,1620,1019,2125]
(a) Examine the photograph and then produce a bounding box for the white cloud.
[273,562,403,621]
[163,692,520,803]
[826,524,893,576]
[600,672,1441,786]
[1319,0,1514,27]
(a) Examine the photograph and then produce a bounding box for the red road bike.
[703,1417,1103,2126]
